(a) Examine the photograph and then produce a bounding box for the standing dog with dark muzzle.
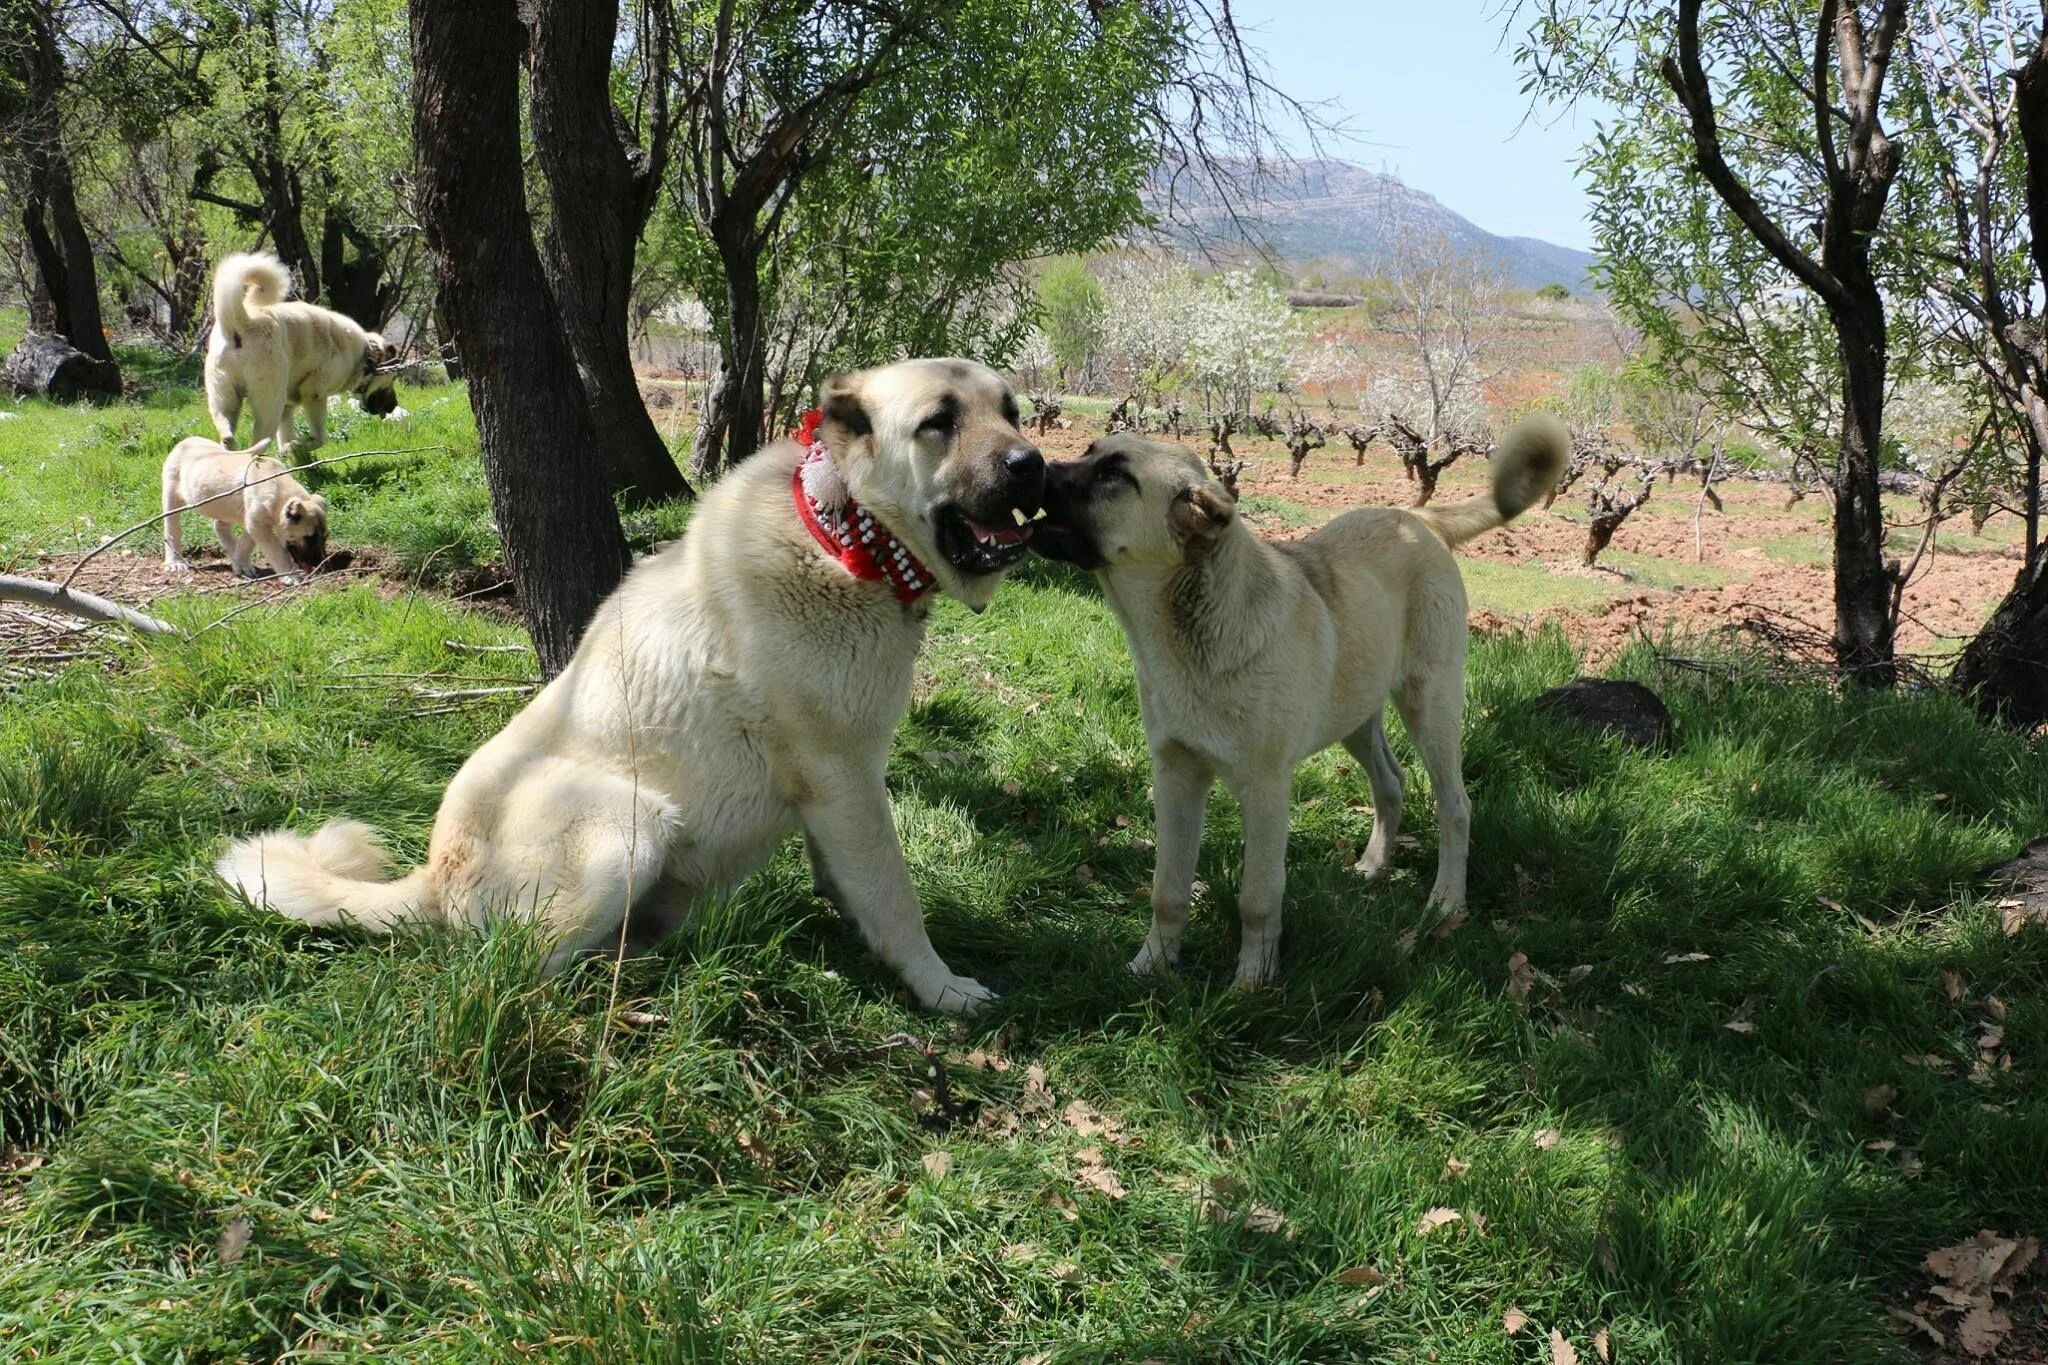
[1031,415,1568,988]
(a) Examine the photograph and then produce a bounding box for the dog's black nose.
[1004,445,1044,481]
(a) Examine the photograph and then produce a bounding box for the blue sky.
[1229,2,1610,251]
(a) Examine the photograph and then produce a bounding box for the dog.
[1030,413,1568,989]
[162,434,330,583]
[205,252,400,452]
[216,358,1046,1013]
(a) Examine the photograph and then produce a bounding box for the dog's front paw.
[1351,846,1392,880]
[1128,933,1180,976]
[1231,934,1280,992]
[917,972,997,1016]
[165,558,194,575]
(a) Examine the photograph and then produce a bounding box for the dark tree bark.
[410,0,630,676]
[677,0,917,475]
[527,0,691,503]
[1663,0,1906,688]
[1,0,118,371]
[1956,21,2048,727]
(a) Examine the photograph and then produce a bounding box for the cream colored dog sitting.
[162,435,329,583]
[216,358,1047,1014]
[1031,414,1568,989]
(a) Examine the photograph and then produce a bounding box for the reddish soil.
[1028,420,2028,667]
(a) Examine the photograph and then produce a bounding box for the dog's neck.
[789,408,934,604]
[1101,523,1280,673]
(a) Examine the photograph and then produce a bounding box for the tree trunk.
[3,0,116,368]
[409,0,629,677]
[692,229,769,478]
[1829,313,1898,689]
[319,207,397,328]
[1954,555,2048,729]
[526,0,690,503]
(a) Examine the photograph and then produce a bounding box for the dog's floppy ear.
[1168,481,1236,542]
[284,498,305,524]
[818,371,871,437]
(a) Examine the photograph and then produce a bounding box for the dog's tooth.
[1011,507,1028,527]
[1031,507,1048,520]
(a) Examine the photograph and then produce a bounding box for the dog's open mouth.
[935,503,1041,575]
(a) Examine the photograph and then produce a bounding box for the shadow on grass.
[1,583,2044,1361]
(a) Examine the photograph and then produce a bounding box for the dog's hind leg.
[1225,770,1293,991]
[216,523,258,577]
[1392,673,1470,915]
[303,397,329,450]
[1342,714,1406,880]
[1131,743,1212,976]
[206,373,242,444]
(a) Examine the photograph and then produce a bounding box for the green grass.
[4,371,2048,1361]
[1460,559,1623,614]
[1238,493,1330,530]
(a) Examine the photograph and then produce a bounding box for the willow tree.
[1521,1,1916,687]
[672,0,1302,475]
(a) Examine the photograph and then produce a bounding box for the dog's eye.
[917,406,957,437]
[1001,394,1021,428]
[1093,459,1133,489]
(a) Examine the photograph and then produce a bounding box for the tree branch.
[1661,0,1846,313]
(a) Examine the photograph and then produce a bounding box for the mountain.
[1147,158,1597,294]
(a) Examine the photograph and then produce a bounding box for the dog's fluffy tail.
[1410,412,1570,550]
[216,819,436,933]
[212,252,291,339]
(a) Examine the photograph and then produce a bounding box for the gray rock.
[1529,677,1674,750]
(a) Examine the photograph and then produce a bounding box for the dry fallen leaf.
[1549,1328,1580,1365]
[954,1049,1011,1073]
[616,1009,668,1028]
[1533,1128,1562,1150]
[1048,1261,1082,1284]
[1443,1156,1472,1178]
[1395,929,1419,959]
[1957,1304,2012,1358]
[1725,999,1756,1033]
[1593,1327,1610,1362]
[1074,1148,1126,1200]
[217,1215,252,1267]
[1072,863,1096,885]
[1887,1307,1945,1348]
[1662,952,1711,964]
[922,1151,951,1180]
[1415,1207,1462,1236]
[1335,1266,1385,1286]
[1241,1202,1294,1236]
[1048,1192,1078,1221]
[1864,1084,1897,1116]
[1020,1064,1055,1117]
[1503,1307,1530,1335]
[1063,1099,1106,1136]
[1429,909,1469,941]
[1941,969,1964,1002]
[979,1105,1021,1139]
[736,1130,774,1170]
[1567,964,1594,984]
[1507,952,1535,1001]
[1003,1242,1042,1264]
[1000,779,1022,797]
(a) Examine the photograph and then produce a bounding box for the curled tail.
[212,252,291,340]
[1411,411,1570,549]
[216,819,436,933]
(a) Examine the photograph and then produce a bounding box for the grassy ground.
[3,369,2047,1362]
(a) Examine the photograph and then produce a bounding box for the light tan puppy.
[205,252,399,452]
[1031,414,1568,988]
[216,358,1046,1014]
[162,434,330,583]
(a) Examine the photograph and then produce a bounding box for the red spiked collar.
[789,408,934,603]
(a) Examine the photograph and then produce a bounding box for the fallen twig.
[0,574,176,634]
